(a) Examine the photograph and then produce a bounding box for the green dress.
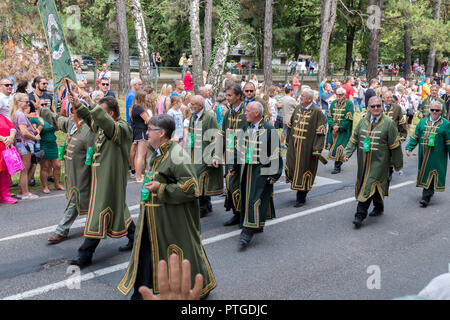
[419,97,447,119]
[405,116,450,191]
[343,114,404,202]
[235,121,283,228]
[75,103,133,239]
[384,103,408,142]
[285,105,326,191]
[117,140,216,298]
[29,117,58,160]
[39,108,97,214]
[187,110,224,196]
[327,99,354,161]
[216,103,247,213]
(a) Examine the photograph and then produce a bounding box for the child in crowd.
[167,96,184,144]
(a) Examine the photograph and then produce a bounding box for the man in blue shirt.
[125,78,142,123]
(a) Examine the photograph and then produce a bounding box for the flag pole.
[66,79,81,134]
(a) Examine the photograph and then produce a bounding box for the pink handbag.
[2,146,25,175]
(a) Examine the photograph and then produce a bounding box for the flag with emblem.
[36,0,76,90]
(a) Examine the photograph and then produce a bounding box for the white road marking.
[0,176,341,243]
[1,180,414,300]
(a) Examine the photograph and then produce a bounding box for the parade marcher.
[117,114,216,300]
[36,95,98,243]
[68,93,136,268]
[405,101,450,207]
[285,88,326,207]
[343,96,404,228]
[382,90,408,181]
[233,101,282,249]
[327,87,354,174]
[187,95,224,218]
[212,83,246,226]
[243,82,270,121]
[419,84,447,119]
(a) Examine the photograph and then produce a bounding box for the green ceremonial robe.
[285,105,326,191]
[405,116,450,191]
[75,104,133,239]
[187,110,224,196]
[117,140,216,298]
[216,103,247,213]
[384,103,408,142]
[40,108,97,214]
[419,97,447,119]
[235,121,283,228]
[327,99,354,161]
[343,114,404,202]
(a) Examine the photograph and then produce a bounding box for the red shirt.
[0,114,15,171]
[342,83,355,100]
[292,76,300,90]
[184,73,193,91]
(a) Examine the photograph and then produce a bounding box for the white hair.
[248,101,264,116]
[130,78,141,87]
[368,95,382,106]
[430,101,443,110]
[301,87,314,99]
[335,87,346,95]
[91,90,104,102]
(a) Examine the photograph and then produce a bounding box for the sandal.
[17,193,39,200]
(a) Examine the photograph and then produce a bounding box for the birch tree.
[318,0,338,80]
[130,0,151,85]
[426,0,441,76]
[263,0,273,89]
[189,0,203,92]
[116,0,130,97]
[204,0,213,70]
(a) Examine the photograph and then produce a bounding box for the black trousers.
[131,217,152,300]
[422,181,435,201]
[334,161,343,169]
[356,190,384,219]
[199,195,212,213]
[297,190,308,203]
[78,221,136,258]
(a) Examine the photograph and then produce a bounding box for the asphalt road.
[0,148,449,300]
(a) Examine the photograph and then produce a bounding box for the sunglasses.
[147,127,161,132]
[41,83,48,85]
[19,100,29,103]
[40,103,48,106]
[245,90,254,93]
[370,104,382,109]
[101,83,109,86]
[2,83,13,87]
[429,109,441,112]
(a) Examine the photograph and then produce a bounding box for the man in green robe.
[406,101,450,207]
[382,90,408,181]
[419,85,447,119]
[327,87,354,174]
[285,88,326,207]
[117,114,216,300]
[343,96,404,228]
[212,83,246,226]
[187,95,224,217]
[36,101,97,244]
[232,101,282,249]
[68,94,135,268]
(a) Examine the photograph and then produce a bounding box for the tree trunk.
[189,0,203,93]
[203,0,213,71]
[318,0,338,80]
[130,0,151,85]
[206,21,231,101]
[402,9,412,79]
[116,0,130,97]
[426,0,441,76]
[366,0,383,81]
[263,0,273,89]
[344,24,356,73]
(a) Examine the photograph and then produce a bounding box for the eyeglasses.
[245,90,254,93]
[40,103,48,106]
[370,104,382,109]
[429,109,441,112]
[41,82,48,85]
[19,100,29,103]
[101,83,109,86]
[147,127,161,132]
[1,83,13,87]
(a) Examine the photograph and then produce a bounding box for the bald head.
[245,101,263,124]
[190,95,205,114]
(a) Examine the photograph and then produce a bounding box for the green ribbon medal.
[84,146,95,166]
[188,132,195,148]
[245,146,254,164]
[58,142,66,160]
[141,172,154,201]
[363,137,371,153]
[427,133,436,147]
[227,133,236,149]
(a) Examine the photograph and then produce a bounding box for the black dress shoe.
[207,202,213,213]
[70,256,92,269]
[419,199,429,207]
[223,215,240,226]
[254,227,263,233]
[369,209,383,217]
[294,201,305,208]
[118,240,133,252]
[200,209,208,218]
[238,228,254,250]
[353,215,364,228]
[331,168,341,174]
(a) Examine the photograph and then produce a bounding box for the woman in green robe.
[117,115,216,299]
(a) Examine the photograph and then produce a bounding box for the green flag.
[37,0,76,90]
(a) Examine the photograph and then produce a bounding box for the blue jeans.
[355,98,363,112]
